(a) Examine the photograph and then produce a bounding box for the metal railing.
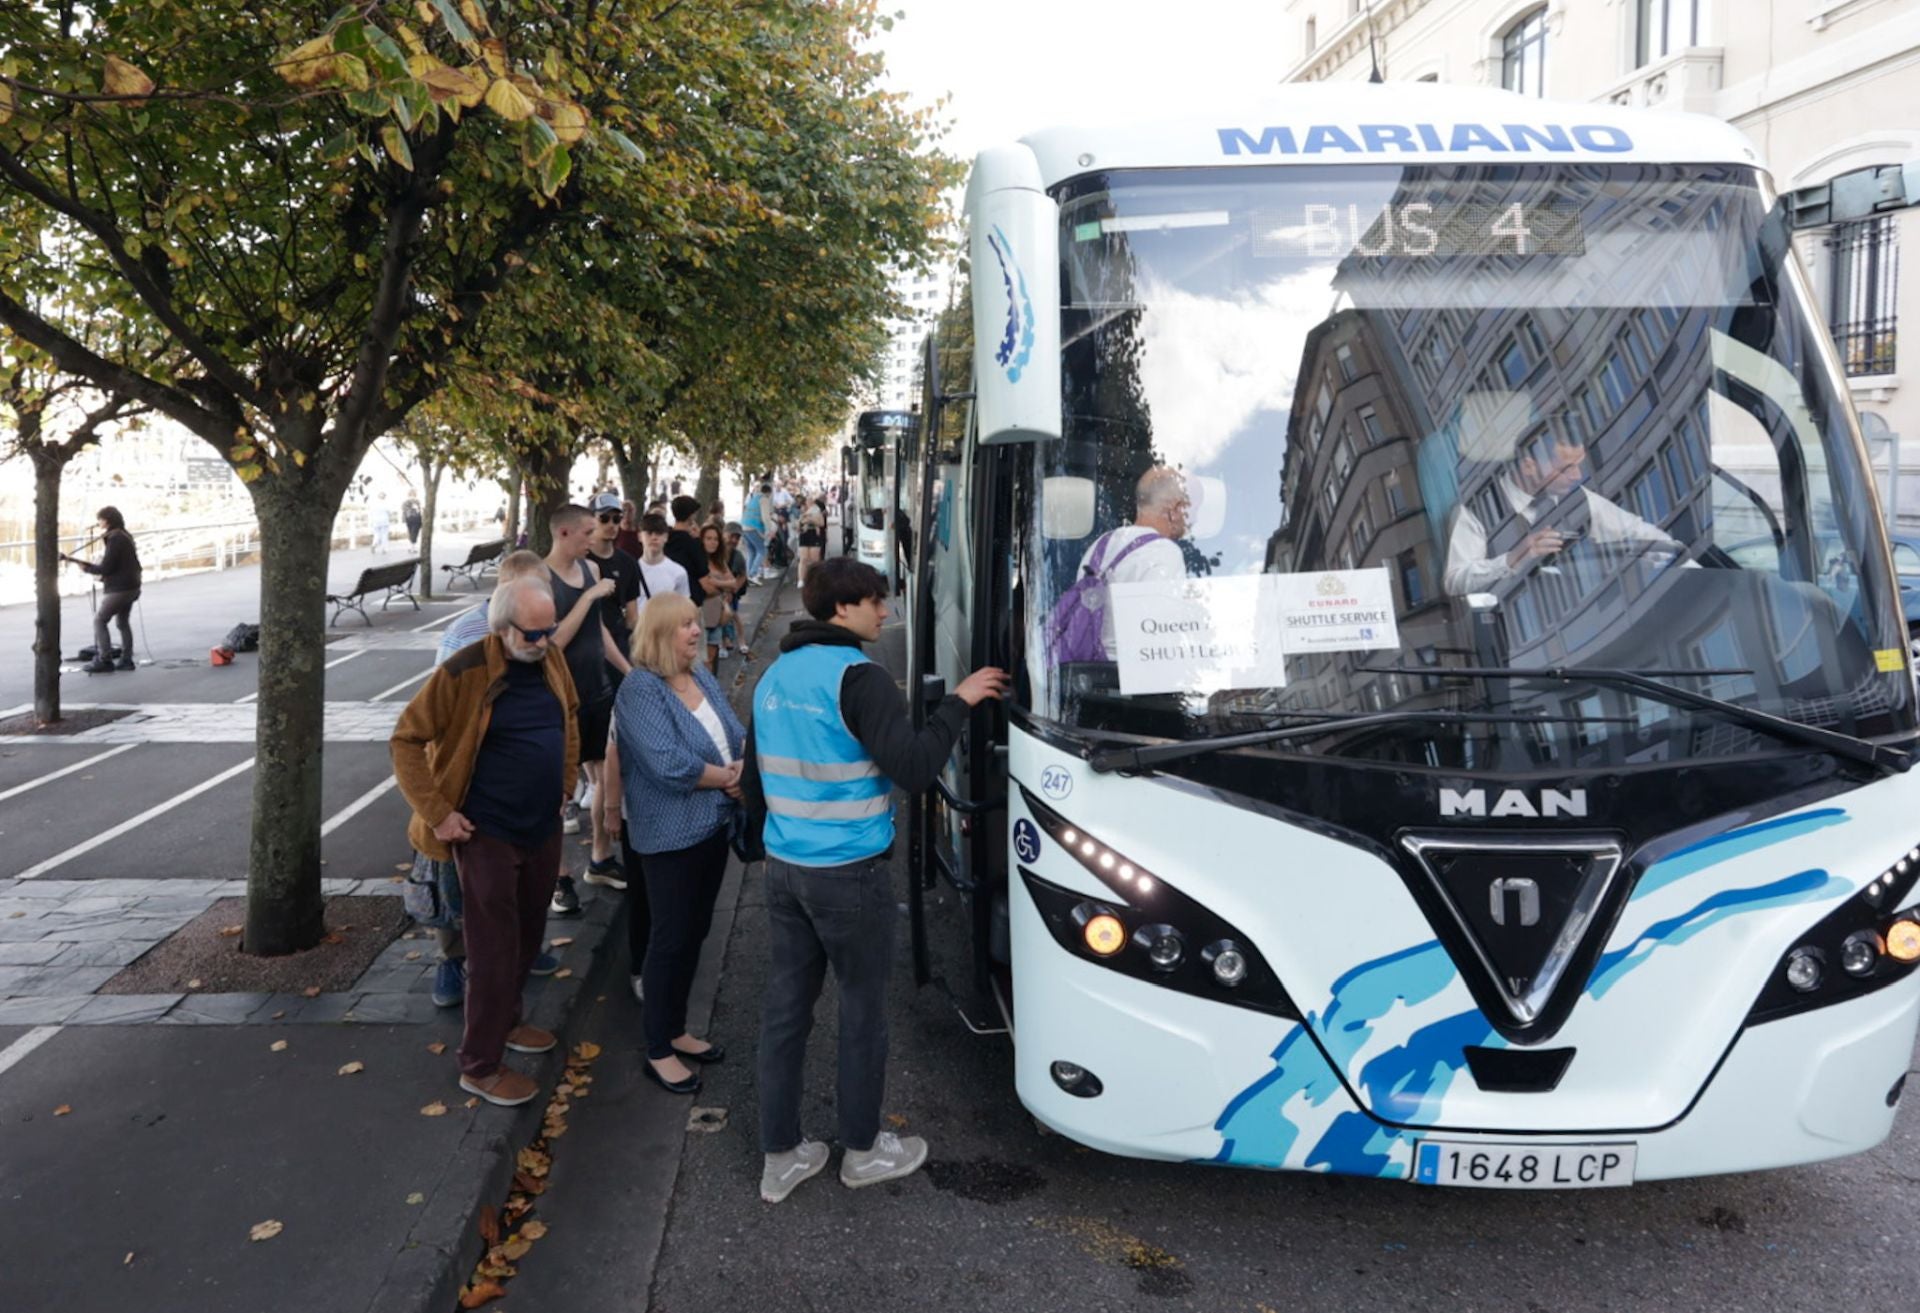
[1829,215,1900,377]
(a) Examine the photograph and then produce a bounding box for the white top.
[1442,474,1684,596]
[638,556,690,599]
[1074,525,1188,659]
[690,696,731,765]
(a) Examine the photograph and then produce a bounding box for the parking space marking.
[235,647,371,703]
[412,604,477,632]
[0,1026,61,1079]
[369,668,432,703]
[0,744,138,805]
[16,756,257,880]
[321,775,399,838]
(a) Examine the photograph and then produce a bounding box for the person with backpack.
[1048,466,1191,663]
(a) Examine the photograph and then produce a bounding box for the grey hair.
[488,574,555,632]
[1136,466,1186,510]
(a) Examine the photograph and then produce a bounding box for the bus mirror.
[1187,474,1228,540]
[969,145,1061,446]
[1042,477,1096,539]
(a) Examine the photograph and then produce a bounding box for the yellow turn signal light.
[1885,919,1920,963]
[1083,913,1127,957]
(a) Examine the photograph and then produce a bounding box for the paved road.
[510,619,1920,1313]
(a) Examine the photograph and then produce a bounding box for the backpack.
[1044,531,1163,665]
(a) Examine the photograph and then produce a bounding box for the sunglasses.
[513,624,558,644]
[595,512,621,523]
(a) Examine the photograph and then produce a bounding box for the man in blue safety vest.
[743,556,1007,1203]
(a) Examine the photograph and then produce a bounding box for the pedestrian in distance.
[721,522,750,660]
[697,523,737,673]
[370,500,392,554]
[423,549,564,1009]
[60,505,141,673]
[739,481,769,580]
[543,505,631,914]
[403,490,423,546]
[390,573,580,1107]
[796,496,826,585]
[614,499,644,559]
[744,556,1009,1202]
[607,593,743,1095]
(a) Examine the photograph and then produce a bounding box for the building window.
[1636,0,1702,68]
[1827,215,1899,376]
[1501,7,1548,98]
[1305,16,1318,51]
[1336,344,1357,381]
[1398,548,1425,607]
[1350,509,1373,561]
[1358,406,1386,445]
[1384,466,1409,515]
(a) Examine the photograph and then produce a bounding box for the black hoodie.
[741,620,971,827]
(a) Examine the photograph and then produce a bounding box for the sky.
[870,0,1302,167]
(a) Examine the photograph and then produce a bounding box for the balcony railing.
[1599,47,1724,114]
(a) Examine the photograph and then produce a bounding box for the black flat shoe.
[673,1042,725,1065]
[643,1059,702,1095]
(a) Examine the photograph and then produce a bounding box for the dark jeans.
[451,827,563,1078]
[640,828,729,1060]
[94,588,138,661]
[757,853,894,1154]
[621,831,650,978]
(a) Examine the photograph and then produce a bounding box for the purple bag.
[1044,531,1163,664]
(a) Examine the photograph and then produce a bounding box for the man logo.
[1439,787,1588,819]
[1488,876,1541,927]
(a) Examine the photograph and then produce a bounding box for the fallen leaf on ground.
[464,1097,479,1108]
[553,967,573,979]
[512,1171,546,1195]
[301,986,322,998]
[477,1204,501,1244]
[53,1104,71,1116]
[500,1237,532,1261]
[270,1040,288,1052]
[688,1106,728,1134]
[519,1219,549,1240]
[394,863,411,871]
[427,1041,448,1055]
[404,951,422,961]
[389,875,406,883]
[249,1220,284,1242]
[271,1010,285,1020]
[123,1252,133,1265]
[7,911,23,919]
[337,1061,365,1076]
[217,925,242,937]
[885,1113,909,1129]
[458,1280,507,1309]
[406,1192,425,1205]
[549,937,574,947]
[321,932,345,946]
[186,978,203,989]
[420,1101,448,1117]
[572,1041,601,1062]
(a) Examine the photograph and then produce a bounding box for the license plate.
[1413,1140,1636,1189]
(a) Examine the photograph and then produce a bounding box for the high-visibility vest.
[755,645,892,866]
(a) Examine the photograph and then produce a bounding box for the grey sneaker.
[761,1140,830,1203]
[839,1130,927,1189]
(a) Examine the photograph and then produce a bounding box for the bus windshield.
[1023,162,1916,769]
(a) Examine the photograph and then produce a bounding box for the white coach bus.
[900,83,1920,1187]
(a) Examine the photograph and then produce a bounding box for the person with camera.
[61,506,142,673]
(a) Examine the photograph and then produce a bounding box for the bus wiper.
[1084,709,1587,774]
[1393,665,1911,775]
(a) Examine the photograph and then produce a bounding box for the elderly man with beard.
[391,573,581,1107]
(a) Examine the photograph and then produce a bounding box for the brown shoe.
[459,1068,538,1107]
[505,1023,557,1054]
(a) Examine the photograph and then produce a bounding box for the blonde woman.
[607,593,744,1095]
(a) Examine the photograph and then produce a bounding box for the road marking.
[235,647,370,703]
[16,756,257,880]
[0,1026,61,1078]
[321,775,399,837]
[0,744,138,805]
[412,605,476,632]
[370,668,432,702]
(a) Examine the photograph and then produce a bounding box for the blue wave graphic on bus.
[1211,861,1846,1178]
[985,224,1035,383]
[1631,808,1848,901]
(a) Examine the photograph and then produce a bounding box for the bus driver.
[1442,424,1684,597]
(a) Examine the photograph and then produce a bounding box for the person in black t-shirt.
[665,494,709,607]
[587,492,642,663]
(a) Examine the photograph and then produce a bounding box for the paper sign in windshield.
[1275,568,1399,654]
[1110,576,1289,696]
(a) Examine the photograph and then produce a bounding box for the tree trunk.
[29,451,66,725]
[695,455,720,510]
[503,476,522,543]
[612,440,648,506]
[594,448,611,494]
[527,445,571,556]
[416,457,443,598]
[242,490,333,956]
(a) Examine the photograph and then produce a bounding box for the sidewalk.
[0,564,795,1313]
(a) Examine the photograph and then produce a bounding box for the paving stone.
[248,994,313,1023]
[293,992,366,1023]
[0,995,88,1024]
[343,994,438,1024]
[0,964,44,992]
[0,942,72,966]
[0,922,56,943]
[40,896,129,917]
[158,992,275,1025]
[1,881,91,900]
[15,965,121,995]
[123,896,222,917]
[68,879,174,898]
[0,879,16,895]
[49,939,158,968]
[54,920,176,943]
[66,993,184,1024]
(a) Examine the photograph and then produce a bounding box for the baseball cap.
[589,492,622,513]
[725,521,743,535]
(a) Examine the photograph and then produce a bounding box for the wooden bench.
[441,538,508,590]
[328,558,421,627]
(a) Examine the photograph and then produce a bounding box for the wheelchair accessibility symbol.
[1013,818,1042,864]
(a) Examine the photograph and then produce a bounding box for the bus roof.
[992,83,1764,193]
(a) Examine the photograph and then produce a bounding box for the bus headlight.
[1841,931,1882,978]
[1074,903,1127,957]
[1134,924,1185,972]
[1205,941,1249,987]
[1887,919,1920,962]
[1749,844,1920,1025]
[1785,948,1824,992]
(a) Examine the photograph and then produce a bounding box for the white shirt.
[1443,473,1684,596]
[1074,525,1187,659]
[691,696,732,764]
[772,488,794,511]
[637,556,690,599]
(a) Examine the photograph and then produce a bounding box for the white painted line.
[370,667,432,703]
[321,775,399,838]
[0,744,137,805]
[0,703,32,721]
[17,756,257,880]
[412,604,477,633]
[0,1026,61,1078]
[236,647,370,703]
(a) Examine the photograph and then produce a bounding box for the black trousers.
[640,828,729,1059]
[622,830,651,979]
[94,589,138,661]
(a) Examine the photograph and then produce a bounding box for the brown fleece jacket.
[389,633,580,860]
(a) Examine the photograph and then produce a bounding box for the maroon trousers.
[451,827,563,1079]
